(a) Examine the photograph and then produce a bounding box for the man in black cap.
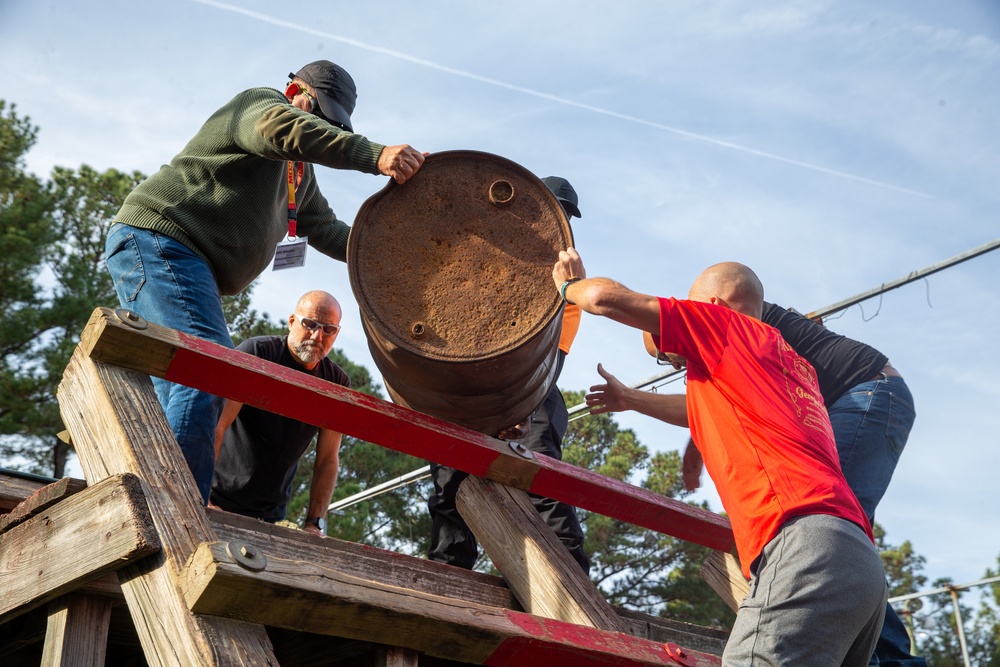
[427,175,590,573]
[105,60,426,504]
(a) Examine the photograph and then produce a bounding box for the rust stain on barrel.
[348,151,573,435]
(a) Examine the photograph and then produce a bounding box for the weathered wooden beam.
[1,471,50,513]
[0,477,88,535]
[700,552,749,615]
[181,541,721,666]
[56,349,279,666]
[40,593,113,667]
[457,476,625,632]
[78,307,733,552]
[73,573,126,601]
[211,509,728,655]
[210,508,519,610]
[614,608,728,657]
[0,473,158,624]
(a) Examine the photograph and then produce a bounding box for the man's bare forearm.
[624,389,689,428]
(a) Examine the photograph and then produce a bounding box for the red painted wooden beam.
[487,611,716,666]
[82,310,734,552]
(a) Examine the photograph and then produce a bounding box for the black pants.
[427,380,590,573]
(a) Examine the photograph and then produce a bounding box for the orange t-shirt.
[558,304,581,354]
[655,298,872,577]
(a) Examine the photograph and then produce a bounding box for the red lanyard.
[286,160,305,238]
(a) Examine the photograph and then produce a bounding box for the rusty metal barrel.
[347,150,573,436]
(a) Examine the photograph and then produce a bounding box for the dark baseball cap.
[541,176,582,219]
[289,60,357,132]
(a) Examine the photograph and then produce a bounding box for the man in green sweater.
[105,60,425,503]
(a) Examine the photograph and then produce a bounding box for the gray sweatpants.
[723,514,888,667]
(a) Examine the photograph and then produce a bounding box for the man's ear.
[710,295,732,310]
[642,330,665,360]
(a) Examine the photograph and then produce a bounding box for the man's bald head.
[688,262,764,319]
[295,290,341,320]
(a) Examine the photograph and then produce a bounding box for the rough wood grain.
[181,541,721,666]
[0,473,158,623]
[0,477,88,535]
[615,607,728,657]
[1,473,49,513]
[210,510,729,656]
[456,476,625,632]
[700,551,749,614]
[56,348,278,666]
[40,594,113,666]
[210,508,519,610]
[77,307,734,552]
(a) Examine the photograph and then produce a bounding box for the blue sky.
[3,0,998,604]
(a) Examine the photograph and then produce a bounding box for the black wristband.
[560,277,583,304]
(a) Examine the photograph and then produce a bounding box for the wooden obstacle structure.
[0,307,737,666]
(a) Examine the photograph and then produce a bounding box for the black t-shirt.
[210,336,351,520]
[761,302,887,407]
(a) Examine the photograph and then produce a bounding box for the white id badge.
[272,236,308,271]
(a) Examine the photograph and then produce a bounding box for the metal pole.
[949,586,972,667]
[608,236,1000,395]
[328,465,431,512]
[888,575,1000,603]
[888,575,1000,665]
[805,236,1000,321]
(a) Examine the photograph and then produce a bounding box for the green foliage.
[875,527,1000,666]
[969,557,1000,666]
[0,102,52,444]
[875,522,929,597]
[0,100,144,475]
[562,389,735,629]
[222,287,283,345]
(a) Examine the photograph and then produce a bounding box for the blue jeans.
[104,224,233,503]
[829,374,924,667]
[829,374,916,524]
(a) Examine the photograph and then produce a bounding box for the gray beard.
[292,340,322,366]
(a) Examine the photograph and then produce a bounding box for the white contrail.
[192,0,930,199]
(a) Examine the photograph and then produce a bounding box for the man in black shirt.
[210,290,350,535]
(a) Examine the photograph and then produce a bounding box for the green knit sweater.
[115,87,386,295]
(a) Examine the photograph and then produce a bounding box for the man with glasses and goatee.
[210,290,348,535]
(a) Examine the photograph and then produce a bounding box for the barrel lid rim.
[346,150,571,362]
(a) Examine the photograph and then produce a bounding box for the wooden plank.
[40,593,113,667]
[79,307,733,552]
[0,473,159,624]
[74,573,126,600]
[0,477,88,535]
[210,511,728,656]
[615,608,728,657]
[181,541,722,666]
[56,349,278,667]
[210,508,519,610]
[382,646,420,667]
[1,471,49,513]
[456,476,625,632]
[699,552,749,614]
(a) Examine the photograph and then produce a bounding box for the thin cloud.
[192,0,930,199]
